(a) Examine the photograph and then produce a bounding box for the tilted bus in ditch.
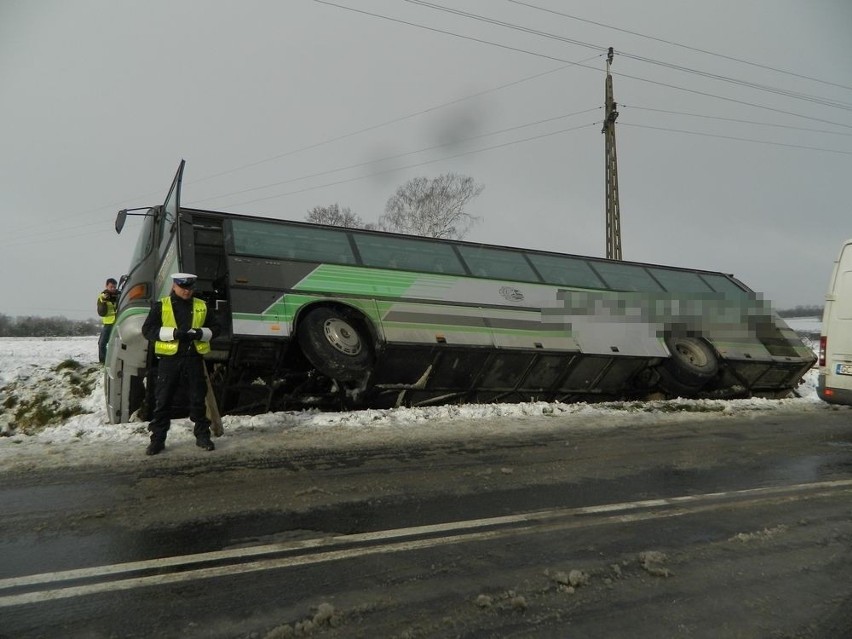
[104,162,816,423]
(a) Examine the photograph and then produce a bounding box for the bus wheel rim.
[323,318,362,356]
[675,340,708,367]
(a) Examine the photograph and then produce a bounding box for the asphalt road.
[2,408,852,638]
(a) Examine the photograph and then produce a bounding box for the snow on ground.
[0,325,836,471]
[783,316,821,337]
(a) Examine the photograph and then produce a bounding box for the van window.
[837,270,852,320]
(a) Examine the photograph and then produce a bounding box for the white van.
[818,238,852,405]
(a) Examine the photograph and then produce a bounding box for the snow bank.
[0,334,830,471]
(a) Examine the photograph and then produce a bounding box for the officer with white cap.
[141,273,221,455]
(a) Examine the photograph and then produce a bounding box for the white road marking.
[2,478,851,607]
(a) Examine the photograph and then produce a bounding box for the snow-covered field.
[0,320,831,471]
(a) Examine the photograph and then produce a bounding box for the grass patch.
[55,359,82,372]
[1,360,102,435]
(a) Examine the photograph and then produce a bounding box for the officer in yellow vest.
[141,273,221,456]
[96,278,118,363]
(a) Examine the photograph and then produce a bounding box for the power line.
[0,219,110,250]
[5,196,142,238]
[217,112,852,215]
[622,105,852,137]
[6,48,600,240]
[400,0,852,113]
[0,223,116,251]
[183,52,602,188]
[220,123,598,211]
[507,0,852,92]
[188,107,601,206]
[619,52,852,111]
[615,69,852,131]
[317,1,852,132]
[11,2,848,249]
[401,0,605,52]
[314,0,598,64]
[620,122,852,155]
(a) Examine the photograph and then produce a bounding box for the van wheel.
[297,307,373,382]
[658,336,718,396]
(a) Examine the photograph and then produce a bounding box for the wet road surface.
[2,409,852,637]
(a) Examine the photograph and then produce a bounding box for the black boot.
[146,438,165,456]
[195,435,215,451]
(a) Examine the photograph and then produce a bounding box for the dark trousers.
[148,356,211,442]
[98,324,113,363]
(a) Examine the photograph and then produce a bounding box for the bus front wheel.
[297,307,373,382]
[657,336,718,396]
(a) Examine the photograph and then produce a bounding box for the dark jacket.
[142,292,222,357]
[97,289,117,318]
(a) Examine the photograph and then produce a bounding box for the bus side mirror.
[116,206,159,233]
[115,209,128,234]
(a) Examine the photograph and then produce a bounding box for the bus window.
[157,211,174,260]
[157,171,181,260]
[700,273,750,298]
[457,245,539,282]
[527,253,606,289]
[837,270,852,320]
[592,261,664,292]
[231,220,356,264]
[647,267,714,294]
[130,213,156,270]
[353,233,466,274]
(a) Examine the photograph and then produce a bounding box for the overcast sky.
[2,0,851,320]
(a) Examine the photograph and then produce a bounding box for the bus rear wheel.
[657,336,718,396]
[297,307,373,382]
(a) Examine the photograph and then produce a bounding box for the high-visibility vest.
[154,297,210,356]
[99,295,117,325]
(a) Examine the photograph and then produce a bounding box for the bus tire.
[658,336,718,396]
[298,307,373,382]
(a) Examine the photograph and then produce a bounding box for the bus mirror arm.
[115,206,157,234]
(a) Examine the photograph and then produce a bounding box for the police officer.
[141,273,221,456]
[96,278,118,363]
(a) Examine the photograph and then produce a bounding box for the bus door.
[153,160,186,295]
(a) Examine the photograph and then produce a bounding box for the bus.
[104,162,816,423]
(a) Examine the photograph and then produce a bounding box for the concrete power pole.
[603,47,622,261]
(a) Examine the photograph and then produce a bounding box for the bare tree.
[379,173,484,239]
[305,203,365,228]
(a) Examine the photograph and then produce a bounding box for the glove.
[173,328,188,340]
[186,328,203,340]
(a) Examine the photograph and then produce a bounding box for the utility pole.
[603,46,622,261]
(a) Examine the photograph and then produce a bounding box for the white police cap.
[171,273,198,287]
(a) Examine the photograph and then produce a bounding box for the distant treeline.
[776,305,823,318]
[0,314,100,337]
